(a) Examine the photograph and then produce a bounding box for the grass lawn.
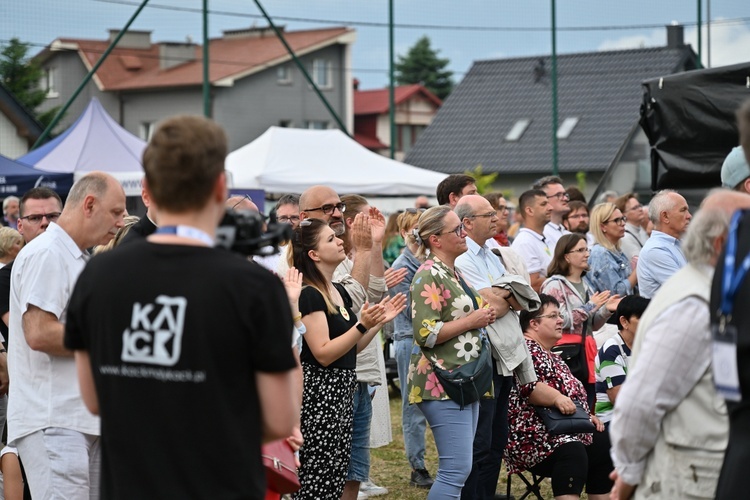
[368,385,563,499]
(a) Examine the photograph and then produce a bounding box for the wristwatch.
[355,322,368,334]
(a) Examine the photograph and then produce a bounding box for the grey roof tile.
[406,45,695,174]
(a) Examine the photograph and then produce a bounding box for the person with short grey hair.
[636,190,692,298]
[610,189,750,500]
[2,196,20,230]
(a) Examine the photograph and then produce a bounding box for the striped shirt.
[595,333,631,423]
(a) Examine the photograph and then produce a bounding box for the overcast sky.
[3,0,748,89]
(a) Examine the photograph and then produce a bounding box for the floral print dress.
[505,338,593,474]
[406,252,491,404]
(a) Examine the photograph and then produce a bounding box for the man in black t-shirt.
[64,115,299,499]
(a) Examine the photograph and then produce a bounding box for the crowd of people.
[0,97,746,500]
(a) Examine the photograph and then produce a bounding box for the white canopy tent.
[226,127,447,196]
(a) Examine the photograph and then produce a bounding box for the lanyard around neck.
[155,225,214,247]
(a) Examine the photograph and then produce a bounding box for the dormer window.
[505,119,531,142]
[557,117,580,139]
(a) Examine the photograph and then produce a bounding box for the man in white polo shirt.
[511,189,553,292]
[8,172,126,499]
[533,176,570,249]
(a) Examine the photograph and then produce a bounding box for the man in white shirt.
[511,189,553,292]
[533,176,570,249]
[9,172,126,500]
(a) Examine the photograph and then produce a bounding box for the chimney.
[666,23,684,49]
[108,29,152,49]
[353,78,360,91]
[159,42,196,70]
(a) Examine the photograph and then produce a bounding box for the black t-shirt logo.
[121,295,187,367]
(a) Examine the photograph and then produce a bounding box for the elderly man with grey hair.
[635,190,692,298]
[608,189,750,500]
[2,196,20,230]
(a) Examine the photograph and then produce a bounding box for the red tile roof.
[354,84,442,115]
[48,27,352,91]
[354,133,387,150]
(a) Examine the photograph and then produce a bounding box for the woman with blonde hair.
[409,205,496,498]
[585,203,637,297]
[0,227,22,267]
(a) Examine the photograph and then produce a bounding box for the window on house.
[397,124,426,153]
[277,65,292,84]
[312,59,332,89]
[557,117,580,139]
[42,67,58,98]
[139,122,155,141]
[505,119,531,142]
[303,120,329,130]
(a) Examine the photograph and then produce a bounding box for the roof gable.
[46,27,353,91]
[354,84,442,115]
[405,45,696,175]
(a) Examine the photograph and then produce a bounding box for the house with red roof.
[34,26,356,150]
[353,83,441,161]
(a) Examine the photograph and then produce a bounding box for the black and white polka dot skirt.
[293,363,357,500]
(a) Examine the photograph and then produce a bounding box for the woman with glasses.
[542,234,619,406]
[584,203,637,298]
[505,294,610,500]
[408,205,496,499]
[291,219,404,500]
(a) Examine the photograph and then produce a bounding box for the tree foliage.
[0,37,59,127]
[395,36,454,100]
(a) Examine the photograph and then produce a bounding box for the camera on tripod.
[215,209,292,256]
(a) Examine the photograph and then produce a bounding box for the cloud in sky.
[597,20,750,67]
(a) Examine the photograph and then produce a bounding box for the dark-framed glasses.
[277,215,300,223]
[605,216,627,225]
[439,223,464,237]
[19,212,61,224]
[547,192,570,201]
[303,202,345,215]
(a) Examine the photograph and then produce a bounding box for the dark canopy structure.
[0,154,73,197]
[641,62,750,192]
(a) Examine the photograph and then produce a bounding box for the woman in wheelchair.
[504,294,611,500]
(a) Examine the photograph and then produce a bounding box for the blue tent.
[0,154,73,196]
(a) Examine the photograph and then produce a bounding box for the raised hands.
[590,290,611,310]
[351,212,373,252]
[605,294,622,312]
[359,293,407,331]
[282,266,303,308]
[384,267,408,289]
[368,207,386,245]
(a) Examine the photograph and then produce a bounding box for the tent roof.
[0,154,73,196]
[226,127,447,196]
[18,98,146,195]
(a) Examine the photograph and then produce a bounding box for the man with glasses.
[455,195,531,500]
[511,189,554,292]
[8,172,126,500]
[533,176,571,249]
[636,190,692,298]
[298,185,387,500]
[274,193,301,229]
[563,200,595,247]
[615,193,649,261]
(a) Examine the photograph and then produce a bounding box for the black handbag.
[430,336,493,410]
[551,315,589,383]
[534,401,595,435]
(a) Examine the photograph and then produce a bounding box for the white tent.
[19,98,146,196]
[226,127,447,195]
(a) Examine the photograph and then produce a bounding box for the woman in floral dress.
[407,205,496,499]
[506,294,610,500]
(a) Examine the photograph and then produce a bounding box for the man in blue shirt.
[636,190,691,298]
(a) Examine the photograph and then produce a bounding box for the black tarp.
[641,62,750,191]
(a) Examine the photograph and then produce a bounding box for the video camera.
[215,209,292,257]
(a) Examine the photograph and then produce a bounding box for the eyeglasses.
[605,216,628,225]
[230,194,254,211]
[439,223,465,237]
[537,312,563,320]
[468,211,498,219]
[277,215,300,223]
[567,213,589,220]
[566,247,590,254]
[303,202,345,215]
[496,205,509,212]
[19,212,61,224]
[547,192,570,201]
[626,204,643,212]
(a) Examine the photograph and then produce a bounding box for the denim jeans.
[462,371,514,500]
[15,427,100,500]
[418,399,479,500]
[346,382,373,482]
[395,337,427,470]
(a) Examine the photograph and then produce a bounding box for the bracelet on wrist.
[292,313,302,323]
